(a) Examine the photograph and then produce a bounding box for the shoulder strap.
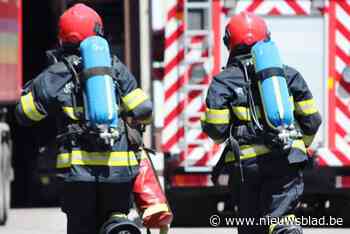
[235,59,264,132]
[110,55,124,102]
[61,56,84,121]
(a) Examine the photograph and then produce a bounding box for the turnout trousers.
[233,157,304,234]
[60,181,133,234]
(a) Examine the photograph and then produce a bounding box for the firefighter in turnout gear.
[202,12,322,234]
[15,4,151,234]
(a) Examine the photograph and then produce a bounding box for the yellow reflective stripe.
[240,144,271,159]
[295,99,317,116]
[225,144,271,162]
[303,134,315,147]
[56,151,138,168]
[225,140,306,163]
[202,108,230,124]
[142,203,170,219]
[122,88,149,111]
[269,214,296,234]
[269,221,277,234]
[204,106,265,123]
[292,139,306,153]
[224,152,236,162]
[20,92,45,121]
[62,106,84,120]
[232,106,251,121]
[110,213,128,219]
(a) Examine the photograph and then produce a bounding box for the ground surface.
[1,208,349,234]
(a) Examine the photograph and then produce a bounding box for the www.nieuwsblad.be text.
[209,215,344,227]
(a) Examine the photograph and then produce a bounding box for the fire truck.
[2,0,350,228]
[151,0,350,226]
[0,0,20,225]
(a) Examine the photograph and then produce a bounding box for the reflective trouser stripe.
[269,214,296,234]
[20,92,46,121]
[56,150,138,168]
[122,88,149,111]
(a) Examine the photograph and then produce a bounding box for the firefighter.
[15,4,151,234]
[202,12,322,234]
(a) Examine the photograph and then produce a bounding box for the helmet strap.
[223,29,231,50]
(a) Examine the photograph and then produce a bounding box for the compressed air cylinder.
[80,36,118,127]
[251,40,293,129]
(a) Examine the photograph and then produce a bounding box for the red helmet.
[223,12,269,51]
[58,3,103,44]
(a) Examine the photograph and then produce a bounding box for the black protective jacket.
[15,53,153,183]
[202,60,322,165]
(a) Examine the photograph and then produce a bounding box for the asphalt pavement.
[1,208,349,234]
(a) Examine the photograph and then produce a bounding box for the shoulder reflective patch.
[20,92,46,121]
[122,88,149,111]
[295,99,317,116]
